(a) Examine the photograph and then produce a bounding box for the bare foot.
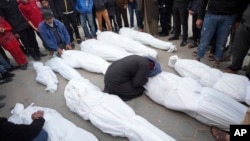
[210,126,230,141]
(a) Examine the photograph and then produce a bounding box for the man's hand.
[31,111,44,120]
[57,48,63,55]
[189,10,194,15]
[66,45,72,50]
[0,28,5,33]
[196,19,203,29]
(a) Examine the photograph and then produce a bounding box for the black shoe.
[0,77,12,84]
[170,30,175,34]
[39,53,47,57]
[71,42,75,49]
[0,95,6,100]
[7,65,20,72]
[0,102,5,109]
[180,41,187,47]
[168,36,179,41]
[159,32,169,37]
[33,56,41,61]
[2,72,15,78]
[20,64,28,70]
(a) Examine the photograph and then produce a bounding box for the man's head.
[42,10,54,25]
[40,0,49,8]
[20,0,29,4]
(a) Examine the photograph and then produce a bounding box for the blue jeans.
[32,129,48,141]
[0,55,10,73]
[80,13,96,38]
[128,2,140,28]
[197,13,236,60]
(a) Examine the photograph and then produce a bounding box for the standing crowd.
[1,0,250,140]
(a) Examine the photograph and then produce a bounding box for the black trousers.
[61,12,81,42]
[229,23,250,74]
[115,7,129,28]
[159,11,172,33]
[172,2,188,41]
[18,27,40,58]
[191,14,200,43]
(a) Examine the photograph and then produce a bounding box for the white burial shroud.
[8,103,99,141]
[45,57,81,81]
[33,62,58,93]
[61,50,110,74]
[144,72,248,131]
[64,77,176,141]
[168,55,250,105]
[80,39,132,61]
[97,31,158,58]
[119,27,177,52]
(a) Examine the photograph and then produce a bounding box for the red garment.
[0,16,27,65]
[18,0,43,29]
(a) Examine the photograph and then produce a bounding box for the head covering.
[42,9,54,19]
[144,56,162,77]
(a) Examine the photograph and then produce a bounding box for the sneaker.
[0,95,6,100]
[0,77,12,84]
[20,64,28,70]
[0,102,5,109]
[168,36,179,41]
[159,32,169,37]
[2,72,15,78]
[180,40,187,47]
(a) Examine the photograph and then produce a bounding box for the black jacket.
[104,55,151,100]
[0,117,45,141]
[197,0,247,21]
[93,0,107,11]
[0,0,30,33]
[51,0,76,18]
[158,0,173,13]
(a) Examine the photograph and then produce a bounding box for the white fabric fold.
[64,77,176,141]
[8,103,99,141]
[144,72,248,131]
[97,31,158,58]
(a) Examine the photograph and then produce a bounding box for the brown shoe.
[224,68,238,74]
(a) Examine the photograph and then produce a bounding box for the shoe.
[212,61,220,68]
[168,36,179,41]
[224,67,238,74]
[39,53,47,57]
[192,51,197,57]
[2,72,15,78]
[7,65,20,72]
[0,77,12,84]
[33,56,41,61]
[170,30,175,34]
[159,32,169,37]
[76,38,82,44]
[180,41,187,47]
[20,64,28,70]
[0,102,5,109]
[0,95,6,100]
[208,53,215,61]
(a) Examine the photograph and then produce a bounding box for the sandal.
[210,126,229,141]
[192,51,197,57]
[213,61,220,68]
[208,53,215,61]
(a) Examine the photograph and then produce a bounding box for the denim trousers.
[32,129,48,141]
[80,13,96,38]
[128,2,139,28]
[197,13,236,60]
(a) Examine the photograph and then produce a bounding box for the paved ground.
[1,26,248,141]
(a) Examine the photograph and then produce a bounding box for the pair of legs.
[196,13,236,67]
[79,13,96,38]
[96,9,112,31]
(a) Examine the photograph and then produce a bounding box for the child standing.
[0,16,28,69]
